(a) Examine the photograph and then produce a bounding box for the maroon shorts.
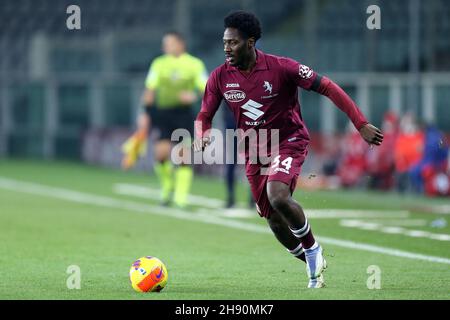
[246,148,308,219]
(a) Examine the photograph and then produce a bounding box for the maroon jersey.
[196,49,368,175]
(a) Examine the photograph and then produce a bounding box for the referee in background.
[141,31,208,208]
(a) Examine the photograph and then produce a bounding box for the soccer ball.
[129,256,168,292]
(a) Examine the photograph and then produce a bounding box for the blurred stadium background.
[0,0,449,196]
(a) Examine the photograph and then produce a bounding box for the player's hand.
[359,123,383,146]
[192,137,211,152]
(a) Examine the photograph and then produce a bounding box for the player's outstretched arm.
[312,75,383,146]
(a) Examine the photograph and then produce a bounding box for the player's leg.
[266,148,328,288]
[149,108,174,205]
[224,112,237,208]
[224,126,236,208]
[267,209,306,262]
[225,162,236,208]
[248,189,255,209]
[172,108,194,208]
[267,181,314,247]
[153,139,174,205]
[267,180,326,288]
[247,174,305,262]
[172,142,193,208]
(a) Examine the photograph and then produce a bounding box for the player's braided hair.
[224,11,262,41]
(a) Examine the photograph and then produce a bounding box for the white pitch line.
[340,219,450,242]
[361,219,428,227]
[317,236,450,265]
[1,176,450,265]
[114,183,224,209]
[417,205,450,215]
[197,208,256,218]
[114,183,410,219]
[115,183,256,218]
[307,210,410,219]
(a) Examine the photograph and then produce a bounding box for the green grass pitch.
[0,159,449,299]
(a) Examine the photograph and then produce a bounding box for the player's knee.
[267,182,291,212]
[268,192,290,213]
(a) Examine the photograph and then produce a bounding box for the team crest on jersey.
[224,90,246,103]
[299,65,313,79]
[261,81,278,99]
[263,81,273,94]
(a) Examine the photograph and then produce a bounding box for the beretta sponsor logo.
[224,90,246,103]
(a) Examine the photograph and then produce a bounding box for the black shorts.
[147,106,194,141]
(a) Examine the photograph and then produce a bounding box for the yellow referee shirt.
[145,53,208,109]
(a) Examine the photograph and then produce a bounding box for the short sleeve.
[144,59,160,90]
[281,57,319,91]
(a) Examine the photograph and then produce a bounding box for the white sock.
[289,219,310,239]
[304,242,319,252]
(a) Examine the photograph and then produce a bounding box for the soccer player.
[193,11,383,288]
[139,31,207,207]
